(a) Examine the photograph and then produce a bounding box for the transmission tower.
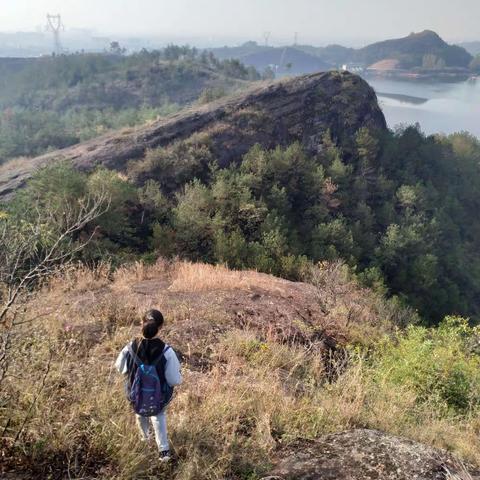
[46,14,64,54]
[263,31,271,47]
[294,32,299,46]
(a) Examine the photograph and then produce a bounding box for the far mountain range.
[210,30,476,76]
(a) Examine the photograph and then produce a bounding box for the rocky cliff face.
[0,71,386,200]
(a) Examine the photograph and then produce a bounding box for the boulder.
[266,429,479,480]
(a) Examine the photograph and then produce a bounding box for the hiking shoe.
[159,450,171,462]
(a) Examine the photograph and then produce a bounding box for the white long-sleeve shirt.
[115,341,182,387]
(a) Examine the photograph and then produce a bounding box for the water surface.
[366,78,480,138]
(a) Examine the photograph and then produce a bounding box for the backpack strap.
[127,342,143,368]
[152,345,171,367]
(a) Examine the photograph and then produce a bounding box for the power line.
[263,31,271,47]
[46,14,65,54]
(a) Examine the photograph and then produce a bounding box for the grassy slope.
[2,260,479,479]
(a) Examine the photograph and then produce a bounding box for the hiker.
[115,309,182,462]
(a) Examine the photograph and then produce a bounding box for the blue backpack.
[127,343,173,417]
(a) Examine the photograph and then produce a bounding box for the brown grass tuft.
[169,261,261,292]
[0,156,34,175]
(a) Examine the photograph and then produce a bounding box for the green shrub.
[370,316,480,413]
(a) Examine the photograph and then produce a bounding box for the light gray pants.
[135,410,169,452]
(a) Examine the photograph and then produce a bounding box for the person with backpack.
[115,309,182,462]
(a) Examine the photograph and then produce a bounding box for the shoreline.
[363,70,472,84]
[376,91,428,104]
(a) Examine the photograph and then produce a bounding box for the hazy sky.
[1,0,479,45]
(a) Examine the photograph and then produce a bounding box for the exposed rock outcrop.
[0,71,386,200]
[266,429,480,480]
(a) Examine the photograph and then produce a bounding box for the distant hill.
[208,41,267,61]
[356,30,472,68]
[298,43,356,65]
[210,43,331,75]
[212,32,472,75]
[238,46,331,75]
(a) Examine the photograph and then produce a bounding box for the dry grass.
[168,261,286,294]
[0,156,33,175]
[113,258,173,287]
[443,461,476,480]
[48,262,113,292]
[1,259,479,479]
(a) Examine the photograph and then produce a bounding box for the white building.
[341,63,365,73]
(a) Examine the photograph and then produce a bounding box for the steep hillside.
[0,71,386,199]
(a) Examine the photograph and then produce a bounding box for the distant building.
[341,63,365,73]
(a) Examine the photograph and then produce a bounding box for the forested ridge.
[0,46,259,164]
[3,125,479,324]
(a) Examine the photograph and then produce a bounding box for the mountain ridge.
[356,30,472,68]
[211,30,473,73]
[0,71,386,200]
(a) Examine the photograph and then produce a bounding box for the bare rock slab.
[267,429,479,480]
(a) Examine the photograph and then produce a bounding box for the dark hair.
[144,309,164,328]
[142,321,159,339]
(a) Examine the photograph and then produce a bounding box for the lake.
[366,77,480,138]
